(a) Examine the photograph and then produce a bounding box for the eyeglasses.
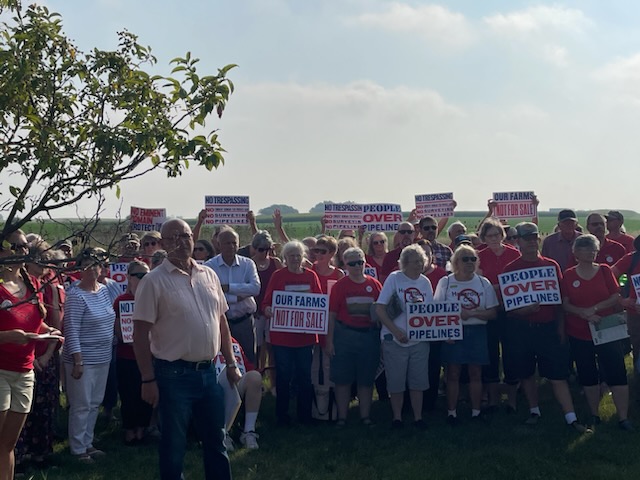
[421,225,438,231]
[346,260,365,267]
[398,230,414,235]
[129,272,147,279]
[193,247,205,252]
[461,256,477,263]
[10,243,29,251]
[256,247,271,253]
[144,241,157,247]
[312,248,329,255]
[372,240,386,245]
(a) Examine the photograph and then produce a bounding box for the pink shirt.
[133,259,229,362]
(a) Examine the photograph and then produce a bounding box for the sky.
[8,0,640,218]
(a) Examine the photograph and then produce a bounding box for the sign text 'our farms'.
[270,291,329,334]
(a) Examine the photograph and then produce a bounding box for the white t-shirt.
[434,274,498,326]
[378,271,433,347]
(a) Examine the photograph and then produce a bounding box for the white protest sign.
[204,195,249,225]
[589,313,629,345]
[492,191,536,220]
[362,203,403,233]
[498,267,561,312]
[214,342,247,375]
[270,291,329,334]
[632,274,640,304]
[119,300,135,344]
[364,267,378,279]
[324,203,363,230]
[109,263,129,295]
[130,207,166,232]
[415,193,455,218]
[406,302,463,341]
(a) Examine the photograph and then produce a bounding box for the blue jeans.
[155,359,231,480]
[272,345,313,423]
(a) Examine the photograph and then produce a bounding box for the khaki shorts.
[0,369,35,413]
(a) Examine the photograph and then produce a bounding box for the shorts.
[503,320,569,381]
[442,324,489,366]
[330,321,380,386]
[568,336,628,387]
[0,369,35,413]
[381,339,430,393]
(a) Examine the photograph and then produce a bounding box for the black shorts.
[568,336,628,387]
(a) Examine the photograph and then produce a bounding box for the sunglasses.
[372,240,386,245]
[129,272,147,279]
[421,225,438,231]
[144,241,157,247]
[312,248,328,255]
[346,260,365,267]
[461,256,477,263]
[193,247,205,252]
[398,229,414,235]
[257,247,271,253]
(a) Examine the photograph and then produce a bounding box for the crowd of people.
[1,205,639,479]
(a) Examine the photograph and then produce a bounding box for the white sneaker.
[240,431,259,450]
[223,432,235,452]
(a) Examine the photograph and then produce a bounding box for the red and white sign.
[130,206,166,232]
[205,195,249,225]
[110,263,129,295]
[492,191,536,220]
[415,193,455,218]
[271,291,329,334]
[406,302,462,341]
[119,300,135,344]
[498,267,561,312]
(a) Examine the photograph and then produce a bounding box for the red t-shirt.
[561,265,619,341]
[114,292,136,360]
[502,255,563,324]
[606,233,635,253]
[262,268,322,347]
[0,277,44,372]
[365,254,384,280]
[478,244,521,286]
[425,266,447,294]
[565,238,626,270]
[329,275,382,328]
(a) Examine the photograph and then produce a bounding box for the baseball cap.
[557,209,577,222]
[605,210,624,222]
[454,234,473,247]
[515,222,539,237]
[120,233,140,245]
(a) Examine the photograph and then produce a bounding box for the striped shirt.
[62,284,115,365]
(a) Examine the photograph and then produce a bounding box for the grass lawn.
[20,370,640,480]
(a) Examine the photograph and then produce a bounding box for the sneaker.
[524,413,540,426]
[240,431,259,450]
[223,432,235,452]
[570,421,592,433]
[619,419,635,432]
[86,448,106,458]
[75,453,94,464]
[446,415,458,427]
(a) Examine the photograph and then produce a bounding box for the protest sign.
[324,203,363,230]
[498,266,561,312]
[214,342,247,376]
[204,195,249,225]
[364,266,378,279]
[130,206,166,232]
[110,263,129,295]
[589,313,629,345]
[492,191,536,220]
[406,302,462,341]
[415,193,455,218]
[362,203,403,232]
[119,300,135,344]
[632,274,640,304]
[270,291,329,334]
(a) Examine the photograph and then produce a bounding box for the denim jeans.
[272,345,313,423]
[155,359,231,480]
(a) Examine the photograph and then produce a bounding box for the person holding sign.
[418,216,453,270]
[477,218,521,412]
[114,260,153,445]
[502,223,588,432]
[376,245,433,430]
[326,247,382,427]
[262,240,322,426]
[561,235,632,431]
[435,245,498,424]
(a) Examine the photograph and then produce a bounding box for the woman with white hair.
[376,244,433,429]
[435,244,498,425]
[262,241,322,426]
[447,221,467,249]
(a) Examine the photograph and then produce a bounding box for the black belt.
[337,320,378,333]
[227,312,253,325]
[155,358,214,371]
